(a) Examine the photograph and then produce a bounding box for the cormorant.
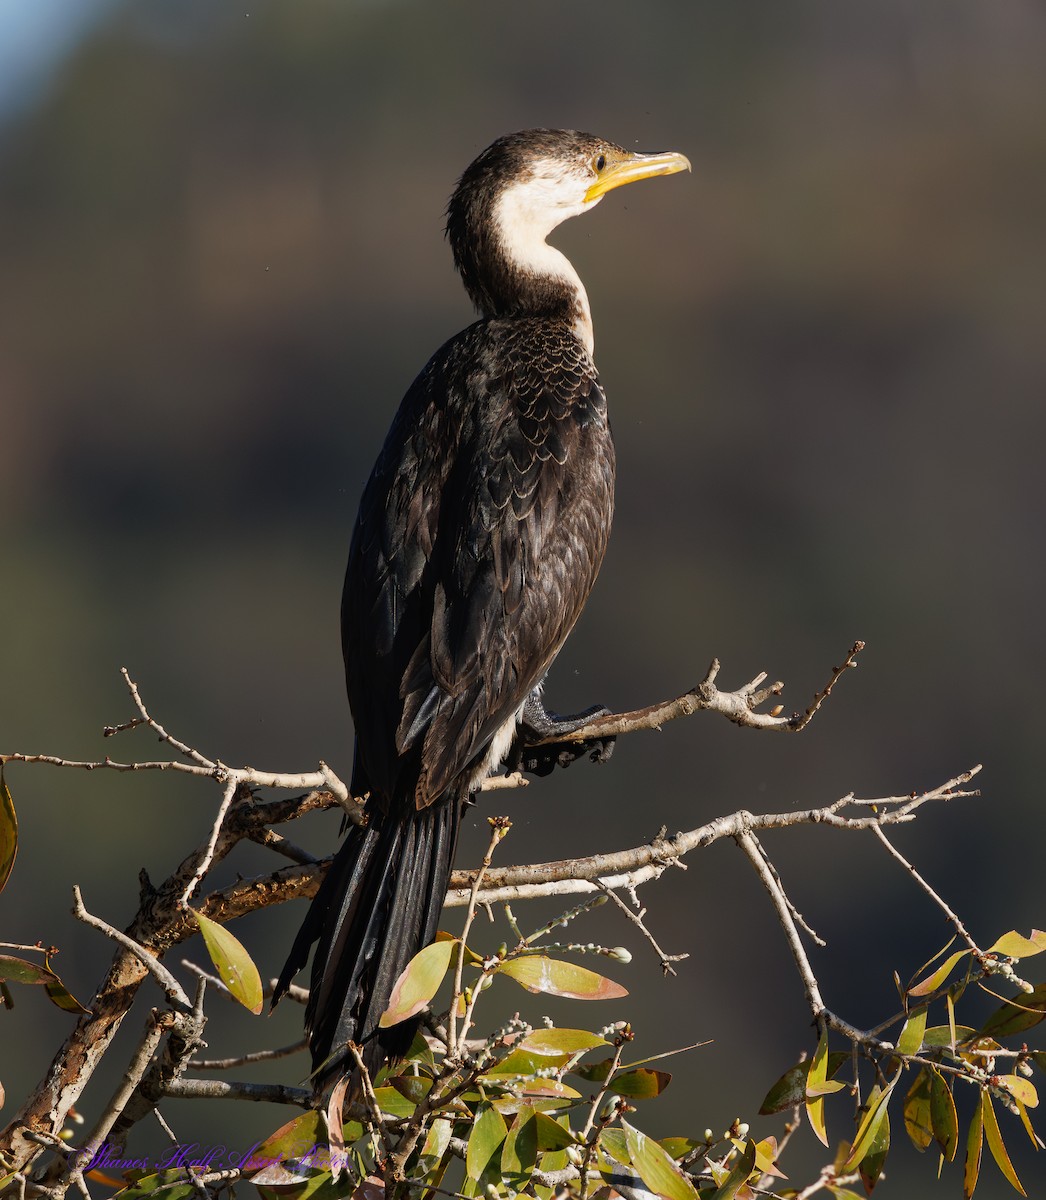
[274,129,690,1087]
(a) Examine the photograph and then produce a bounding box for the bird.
[274,128,690,1089]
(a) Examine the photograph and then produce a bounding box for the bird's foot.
[511,695,616,777]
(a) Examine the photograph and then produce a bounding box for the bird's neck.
[454,193,595,356]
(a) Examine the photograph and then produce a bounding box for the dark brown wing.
[342,317,614,813]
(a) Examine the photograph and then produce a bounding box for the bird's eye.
[594,154,606,172]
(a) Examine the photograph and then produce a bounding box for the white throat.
[492,180,596,356]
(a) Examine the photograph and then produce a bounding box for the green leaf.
[760,1052,848,1114]
[255,1171,348,1200]
[516,1078,582,1100]
[572,1054,614,1084]
[0,954,88,1013]
[623,1119,699,1200]
[745,1136,786,1181]
[709,1138,757,1200]
[0,767,17,895]
[380,937,456,1027]
[466,1103,507,1182]
[0,954,53,985]
[191,909,262,1014]
[600,1126,630,1167]
[421,1114,452,1162]
[372,1086,415,1119]
[924,1024,978,1047]
[859,1105,890,1194]
[534,1112,575,1152]
[947,989,959,1050]
[113,1171,207,1199]
[904,1069,934,1152]
[981,1091,1026,1195]
[44,971,90,1015]
[909,949,969,998]
[483,1047,569,1077]
[608,1068,671,1099]
[896,1005,928,1057]
[806,1030,832,1147]
[996,1075,1038,1110]
[987,930,1046,959]
[497,955,627,999]
[806,1079,846,1098]
[980,983,1046,1040]
[841,1080,895,1173]
[502,1105,538,1188]
[660,1137,704,1160]
[243,1110,328,1174]
[389,1074,433,1108]
[518,1027,609,1055]
[1013,1098,1043,1152]
[930,1068,959,1162]
[964,1097,983,1199]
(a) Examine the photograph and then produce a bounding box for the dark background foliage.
[1,2,1044,1195]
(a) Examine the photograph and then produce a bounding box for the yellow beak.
[585,149,692,203]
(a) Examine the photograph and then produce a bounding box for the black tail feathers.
[274,798,460,1088]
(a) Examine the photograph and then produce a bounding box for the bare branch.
[449,816,511,1056]
[246,827,318,865]
[869,823,981,956]
[446,767,981,907]
[479,770,529,792]
[161,1078,314,1108]
[118,667,216,768]
[791,641,865,731]
[2,670,360,823]
[72,1010,168,1176]
[191,1040,308,1071]
[181,777,239,906]
[595,881,689,976]
[72,886,192,1012]
[2,647,862,814]
[108,1001,209,1149]
[526,641,864,746]
[734,830,826,1023]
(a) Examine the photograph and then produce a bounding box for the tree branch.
[160,1078,314,1108]
[71,885,192,1013]
[529,641,864,745]
[444,767,981,906]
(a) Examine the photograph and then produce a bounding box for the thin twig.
[72,885,192,1012]
[449,817,511,1056]
[346,1043,393,1156]
[747,833,826,948]
[152,1108,209,1200]
[247,827,318,865]
[120,668,215,767]
[734,829,826,1023]
[180,777,239,906]
[191,1040,308,1070]
[791,641,864,731]
[595,881,689,975]
[870,823,981,956]
[72,1010,168,1175]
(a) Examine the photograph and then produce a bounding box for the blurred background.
[1,1,1044,1195]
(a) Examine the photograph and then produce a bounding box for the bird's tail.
[274,799,461,1087]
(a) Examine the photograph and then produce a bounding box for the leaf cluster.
[761,931,1046,1197]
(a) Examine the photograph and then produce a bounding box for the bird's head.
[446,129,690,325]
